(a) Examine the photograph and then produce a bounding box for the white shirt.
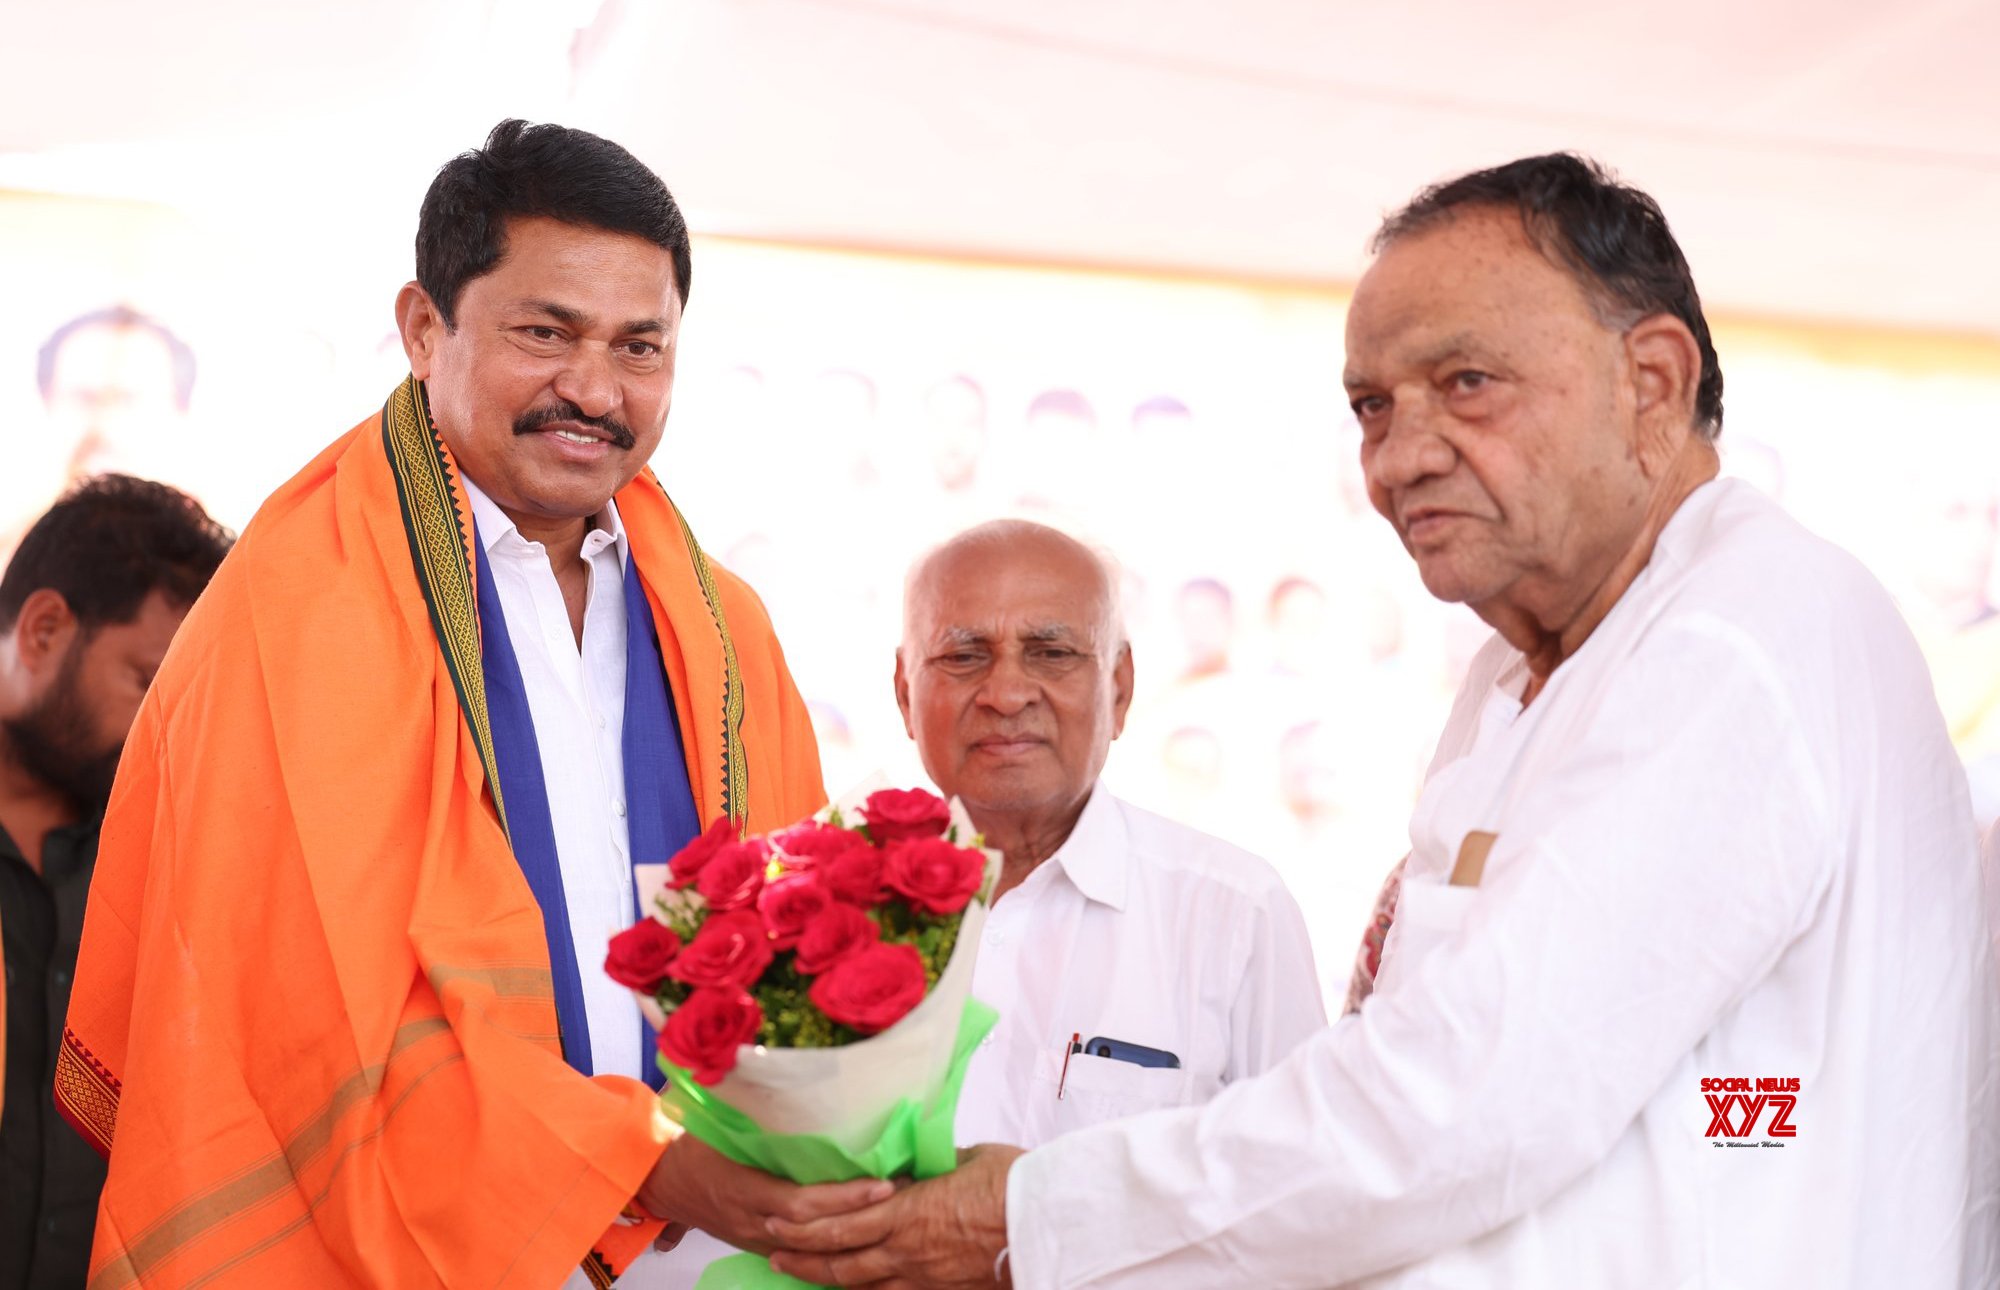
[957,787,1326,1150]
[1005,480,2000,1288]
[463,479,643,1083]
[468,482,695,1290]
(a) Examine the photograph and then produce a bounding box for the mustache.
[512,401,637,450]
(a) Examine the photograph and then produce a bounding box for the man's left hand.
[766,1144,1024,1288]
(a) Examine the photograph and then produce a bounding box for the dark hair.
[416,119,692,328]
[1374,152,1723,439]
[36,306,197,411]
[0,475,234,633]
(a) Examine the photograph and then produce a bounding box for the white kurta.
[1005,479,2000,1288]
[956,787,1326,1150]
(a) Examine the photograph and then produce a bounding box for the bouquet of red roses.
[604,784,1000,1289]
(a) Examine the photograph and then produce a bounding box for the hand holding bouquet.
[604,786,1000,1288]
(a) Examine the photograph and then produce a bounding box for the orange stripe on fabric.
[427,963,555,1000]
[179,1049,472,1290]
[88,1016,453,1290]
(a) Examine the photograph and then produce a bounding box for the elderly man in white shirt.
[767,154,2000,1290]
[893,519,1325,1151]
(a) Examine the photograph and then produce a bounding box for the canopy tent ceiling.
[4,0,1996,335]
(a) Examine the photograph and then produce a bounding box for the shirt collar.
[1045,784,1129,911]
[461,473,628,566]
[0,814,101,880]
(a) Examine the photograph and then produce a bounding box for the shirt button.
[596,713,607,730]
[985,929,1004,946]
[979,1032,995,1047]
[614,799,627,819]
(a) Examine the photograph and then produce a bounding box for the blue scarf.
[473,530,701,1089]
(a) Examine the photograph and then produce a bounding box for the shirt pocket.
[1038,1052,1192,1137]
[1373,880,1477,996]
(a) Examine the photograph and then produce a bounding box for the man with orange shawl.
[57,120,886,1288]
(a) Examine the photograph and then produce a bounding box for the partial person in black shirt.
[0,476,230,1290]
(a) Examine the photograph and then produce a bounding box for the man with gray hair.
[768,154,1999,1289]
[893,519,1324,1151]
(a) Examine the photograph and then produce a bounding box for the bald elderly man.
[894,520,1325,1151]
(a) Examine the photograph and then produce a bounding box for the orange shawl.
[57,378,826,1287]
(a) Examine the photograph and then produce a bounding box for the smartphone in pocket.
[1076,1035,1181,1069]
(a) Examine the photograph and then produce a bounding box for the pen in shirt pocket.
[1056,1024,1088,1096]
[1057,1031,1079,1099]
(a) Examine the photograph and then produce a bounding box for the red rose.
[696,840,770,912]
[808,941,928,1034]
[666,911,774,989]
[659,986,763,1084]
[668,818,738,890]
[793,903,882,975]
[861,788,952,845]
[758,874,833,950]
[772,822,873,873]
[820,846,888,906]
[603,919,682,991]
[882,838,988,916]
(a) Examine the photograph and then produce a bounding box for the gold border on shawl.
[581,1250,617,1288]
[385,376,746,834]
[53,1028,121,1157]
[669,503,749,827]
[381,374,510,834]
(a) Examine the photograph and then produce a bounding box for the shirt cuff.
[1004,1145,1061,1289]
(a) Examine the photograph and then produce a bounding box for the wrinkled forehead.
[1345,207,1600,362]
[908,543,1113,643]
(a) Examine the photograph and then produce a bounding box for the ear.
[1109,644,1135,739]
[893,650,915,740]
[1623,314,1702,476]
[395,282,447,380]
[12,588,78,676]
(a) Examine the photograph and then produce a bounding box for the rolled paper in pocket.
[1450,830,1497,887]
